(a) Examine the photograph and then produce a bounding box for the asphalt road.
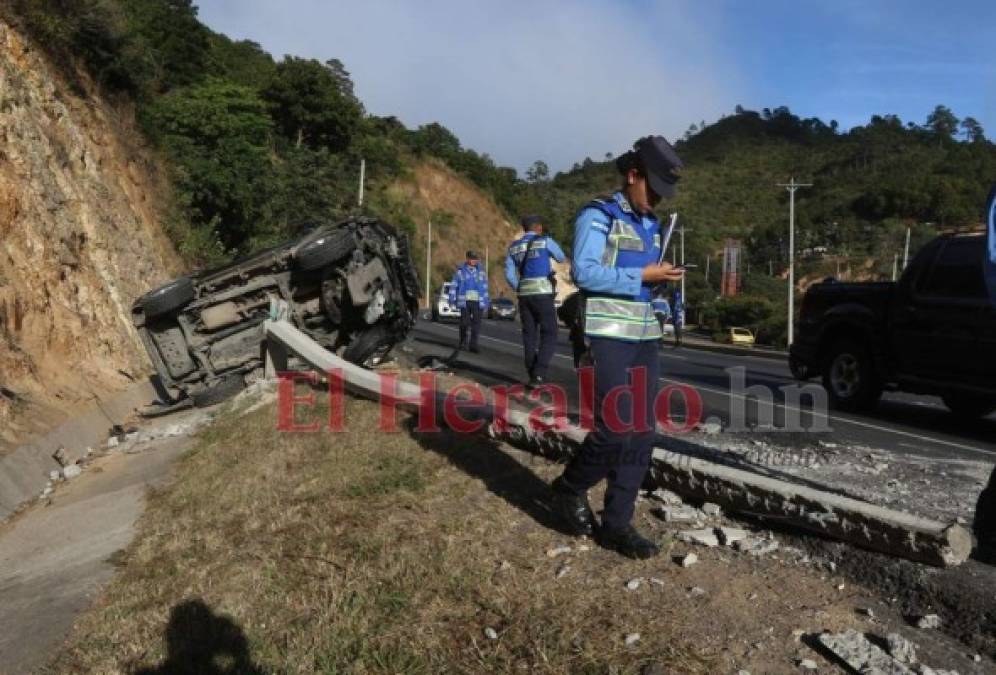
[412,316,996,464]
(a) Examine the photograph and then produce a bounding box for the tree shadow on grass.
[133,599,266,675]
[405,417,578,536]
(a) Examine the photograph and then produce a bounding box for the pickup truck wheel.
[822,339,882,411]
[142,277,195,318]
[942,394,996,419]
[191,374,245,407]
[295,228,355,272]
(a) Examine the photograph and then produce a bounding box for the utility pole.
[705,254,710,284]
[679,224,686,316]
[777,177,812,346]
[892,254,898,281]
[903,227,911,270]
[485,245,489,278]
[425,219,432,308]
[358,158,366,207]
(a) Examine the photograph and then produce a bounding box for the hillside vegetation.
[6,1,995,344]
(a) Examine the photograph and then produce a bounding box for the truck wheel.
[822,339,882,411]
[295,228,355,272]
[942,394,996,419]
[142,277,195,318]
[191,374,245,407]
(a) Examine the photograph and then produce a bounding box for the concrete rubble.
[915,615,942,630]
[678,529,720,547]
[817,629,918,675]
[676,552,698,567]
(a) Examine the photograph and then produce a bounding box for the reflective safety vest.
[448,263,489,309]
[508,233,554,296]
[583,196,663,342]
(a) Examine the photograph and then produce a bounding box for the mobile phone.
[677,263,698,269]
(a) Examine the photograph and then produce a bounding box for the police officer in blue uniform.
[505,215,566,386]
[651,290,671,351]
[551,136,684,559]
[449,250,490,352]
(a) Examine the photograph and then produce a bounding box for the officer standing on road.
[651,289,671,352]
[449,250,489,353]
[551,136,684,559]
[505,215,566,387]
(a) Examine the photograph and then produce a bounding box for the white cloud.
[197,0,745,174]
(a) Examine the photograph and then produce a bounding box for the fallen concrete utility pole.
[263,321,972,568]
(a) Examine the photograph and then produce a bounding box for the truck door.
[895,236,993,387]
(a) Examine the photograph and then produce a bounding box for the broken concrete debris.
[623,633,641,646]
[797,658,818,670]
[647,488,684,506]
[915,614,942,630]
[61,464,82,480]
[678,529,720,547]
[653,505,702,523]
[717,527,749,546]
[676,552,698,567]
[625,578,642,591]
[483,627,498,640]
[701,502,722,517]
[546,545,572,558]
[886,633,918,665]
[817,629,916,675]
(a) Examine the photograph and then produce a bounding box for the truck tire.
[343,326,394,367]
[822,339,882,411]
[142,277,195,318]
[295,228,354,272]
[942,394,996,419]
[191,374,245,407]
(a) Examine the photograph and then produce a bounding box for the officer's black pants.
[459,300,481,350]
[518,294,559,378]
[559,337,660,531]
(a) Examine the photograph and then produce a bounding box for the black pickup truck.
[790,232,996,417]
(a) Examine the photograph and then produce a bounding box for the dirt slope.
[388,160,575,302]
[0,20,180,450]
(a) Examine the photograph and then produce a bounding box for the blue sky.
[197,0,996,174]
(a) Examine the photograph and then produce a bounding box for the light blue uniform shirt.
[571,192,658,296]
[504,232,566,290]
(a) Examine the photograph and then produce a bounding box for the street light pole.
[358,158,366,208]
[425,219,432,308]
[680,224,686,317]
[903,227,911,270]
[777,177,812,346]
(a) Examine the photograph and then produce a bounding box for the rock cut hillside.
[0,19,180,448]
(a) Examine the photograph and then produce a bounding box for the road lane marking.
[419,324,996,459]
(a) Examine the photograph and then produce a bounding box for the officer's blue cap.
[632,135,683,199]
[520,215,543,229]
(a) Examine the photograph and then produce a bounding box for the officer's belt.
[463,290,480,302]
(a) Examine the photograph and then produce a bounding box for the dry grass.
[45,392,711,674]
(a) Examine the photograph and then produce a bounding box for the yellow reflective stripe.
[465,290,480,301]
[517,277,553,295]
[584,316,663,341]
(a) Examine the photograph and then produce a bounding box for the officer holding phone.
[550,136,684,559]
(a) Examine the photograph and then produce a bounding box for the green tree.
[526,160,550,183]
[143,79,274,252]
[124,0,211,94]
[262,56,362,151]
[925,104,959,140]
[960,116,985,143]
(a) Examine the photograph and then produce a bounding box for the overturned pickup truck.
[132,217,420,408]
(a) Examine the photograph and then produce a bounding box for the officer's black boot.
[550,477,595,537]
[595,524,660,559]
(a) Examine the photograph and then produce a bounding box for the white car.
[431,282,460,322]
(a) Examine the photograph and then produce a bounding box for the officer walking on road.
[449,250,489,353]
[551,136,685,559]
[505,215,566,386]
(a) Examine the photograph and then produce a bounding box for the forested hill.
[520,106,996,274]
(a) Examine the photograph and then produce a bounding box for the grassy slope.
[46,392,709,674]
